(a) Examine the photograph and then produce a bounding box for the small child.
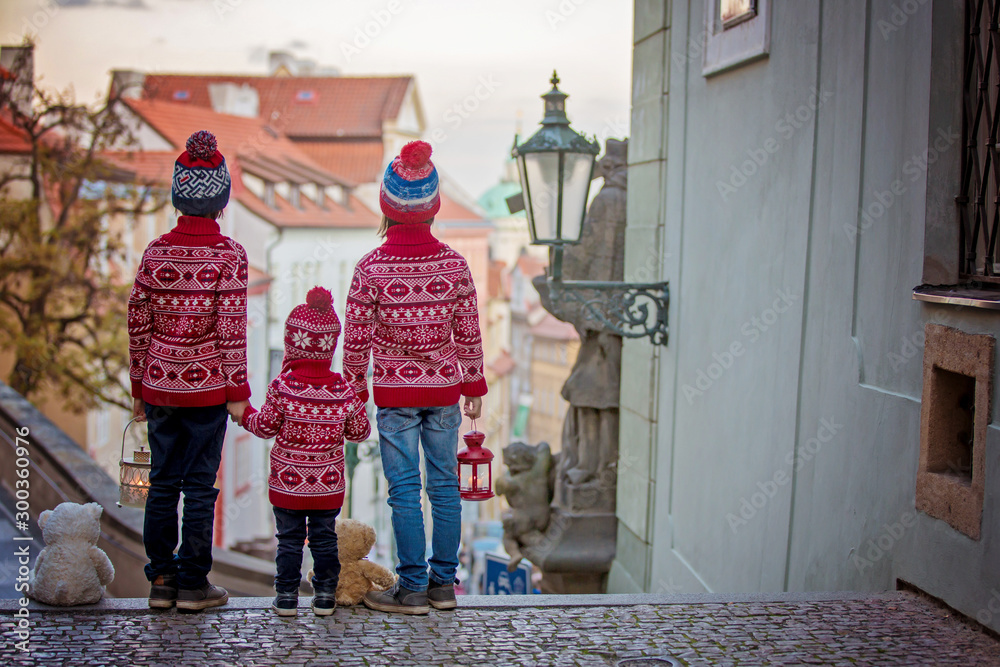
[240,287,370,617]
[128,129,250,612]
[344,140,487,615]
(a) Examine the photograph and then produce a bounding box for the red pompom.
[399,140,432,169]
[186,130,218,160]
[306,286,333,312]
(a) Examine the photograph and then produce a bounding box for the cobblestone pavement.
[2,592,999,666]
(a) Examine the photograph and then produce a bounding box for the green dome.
[477,180,525,220]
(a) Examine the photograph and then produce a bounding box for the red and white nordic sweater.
[127,216,251,407]
[343,223,488,407]
[241,359,371,510]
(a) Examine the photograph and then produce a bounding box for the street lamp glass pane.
[523,152,560,241]
[515,154,536,237]
[560,152,595,243]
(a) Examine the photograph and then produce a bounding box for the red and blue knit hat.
[172,130,232,216]
[379,140,441,223]
[283,287,341,369]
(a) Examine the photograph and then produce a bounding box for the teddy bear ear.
[38,509,52,530]
[85,503,103,520]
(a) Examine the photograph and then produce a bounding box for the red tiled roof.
[115,98,378,230]
[140,74,411,139]
[238,190,377,229]
[529,313,579,341]
[487,350,516,377]
[516,252,547,278]
[101,150,175,184]
[0,114,30,153]
[294,139,384,184]
[437,192,484,222]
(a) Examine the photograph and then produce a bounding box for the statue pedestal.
[524,509,617,594]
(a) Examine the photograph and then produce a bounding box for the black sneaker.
[311,591,336,617]
[271,591,298,617]
[176,583,229,612]
[148,574,178,609]
[362,582,429,615]
[427,580,457,610]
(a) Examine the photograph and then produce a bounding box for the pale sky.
[0,0,634,201]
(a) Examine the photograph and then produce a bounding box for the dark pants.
[273,507,341,595]
[143,403,227,590]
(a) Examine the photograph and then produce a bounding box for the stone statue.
[536,138,627,514]
[509,137,628,593]
[495,441,553,570]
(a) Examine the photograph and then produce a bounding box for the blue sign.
[484,552,533,595]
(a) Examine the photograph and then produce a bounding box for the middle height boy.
[240,287,371,617]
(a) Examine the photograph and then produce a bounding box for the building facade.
[611,0,1000,633]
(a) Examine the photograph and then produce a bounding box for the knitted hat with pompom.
[379,140,441,223]
[171,130,231,216]
[283,287,342,368]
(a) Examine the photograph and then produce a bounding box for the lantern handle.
[472,417,477,433]
[119,417,140,465]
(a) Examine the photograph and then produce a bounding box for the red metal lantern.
[457,425,494,501]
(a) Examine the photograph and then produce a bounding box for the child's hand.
[227,400,250,425]
[463,396,482,420]
[132,398,146,422]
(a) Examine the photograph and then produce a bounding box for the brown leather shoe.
[362,582,429,615]
[427,580,457,610]
[176,583,229,612]
[148,574,178,609]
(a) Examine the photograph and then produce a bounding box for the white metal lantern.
[117,417,150,508]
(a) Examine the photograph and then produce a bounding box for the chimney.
[110,69,146,100]
[269,51,295,76]
[208,82,260,118]
[0,45,33,116]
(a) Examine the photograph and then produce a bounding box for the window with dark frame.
[959,0,1000,283]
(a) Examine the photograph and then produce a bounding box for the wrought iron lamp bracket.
[547,277,670,345]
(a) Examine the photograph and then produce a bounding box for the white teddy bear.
[29,502,115,606]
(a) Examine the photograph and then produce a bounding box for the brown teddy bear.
[310,518,395,606]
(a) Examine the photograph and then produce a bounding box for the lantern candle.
[117,419,151,509]
[457,428,494,501]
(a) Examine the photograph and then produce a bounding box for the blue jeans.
[143,403,227,589]
[273,507,340,594]
[377,404,462,591]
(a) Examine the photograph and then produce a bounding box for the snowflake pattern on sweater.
[343,224,488,407]
[241,367,370,510]
[127,216,250,407]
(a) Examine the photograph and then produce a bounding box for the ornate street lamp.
[512,72,670,345]
[512,71,600,280]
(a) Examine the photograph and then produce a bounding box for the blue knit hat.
[171,130,231,216]
[380,140,440,223]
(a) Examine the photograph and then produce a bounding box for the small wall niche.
[916,324,995,539]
